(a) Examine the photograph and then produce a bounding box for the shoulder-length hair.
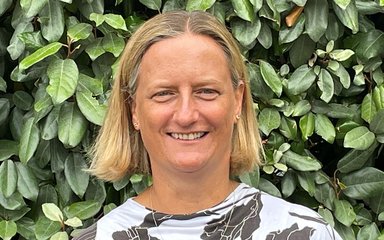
[88,10,263,181]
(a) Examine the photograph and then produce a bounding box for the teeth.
[171,132,205,140]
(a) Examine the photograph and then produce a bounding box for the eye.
[151,90,175,102]
[196,88,219,100]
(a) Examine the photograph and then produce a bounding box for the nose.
[173,93,199,127]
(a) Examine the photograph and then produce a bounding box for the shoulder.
[71,223,97,240]
[236,184,342,240]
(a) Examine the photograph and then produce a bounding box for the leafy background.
[0,0,383,239]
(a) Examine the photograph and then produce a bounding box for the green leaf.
[64,217,82,228]
[13,91,33,111]
[64,200,101,220]
[64,153,89,198]
[257,19,272,49]
[239,169,260,188]
[0,98,10,126]
[0,191,25,211]
[329,49,355,61]
[281,150,322,171]
[258,108,281,135]
[357,223,380,240]
[231,0,254,22]
[89,13,105,26]
[342,167,384,199]
[0,160,17,198]
[6,22,34,60]
[46,58,79,105]
[41,105,60,140]
[289,34,316,68]
[139,0,161,11]
[15,162,39,201]
[19,42,62,70]
[356,30,384,61]
[334,199,356,226]
[0,77,6,92]
[317,69,334,103]
[279,116,297,140]
[314,183,336,210]
[58,102,88,148]
[42,203,63,222]
[0,0,12,16]
[19,117,40,163]
[85,38,105,60]
[231,17,261,48]
[248,63,274,101]
[279,15,305,44]
[40,0,64,42]
[370,109,384,134]
[18,31,45,51]
[281,170,297,198]
[35,216,61,240]
[260,60,282,97]
[20,0,48,17]
[0,220,17,240]
[337,141,379,173]
[332,0,359,34]
[344,126,375,150]
[77,73,103,95]
[102,33,125,57]
[334,0,351,9]
[292,100,311,117]
[287,65,317,95]
[50,231,69,240]
[259,178,281,198]
[0,140,18,161]
[186,0,215,11]
[76,90,107,126]
[297,171,316,196]
[104,14,128,31]
[299,112,315,140]
[327,61,351,89]
[304,0,328,42]
[361,93,377,123]
[372,82,384,110]
[67,23,93,42]
[315,114,335,143]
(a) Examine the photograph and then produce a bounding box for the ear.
[130,98,139,128]
[234,80,245,116]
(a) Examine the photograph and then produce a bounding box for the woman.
[74,11,342,240]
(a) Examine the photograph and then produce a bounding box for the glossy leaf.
[85,38,105,60]
[64,153,89,198]
[13,91,33,111]
[315,114,335,143]
[0,160,17,198]
[356,30,384,61]
[342,167,384,199]
[102,33,125,57]
[337,141,379,173]
[329,49,355,62]
[334,0,351,9]
[64,200,101,220]
[334,199,356,226]
[279,116,297,140]
[260,60,282,97]
[78,0,104,19]
[318,68,334,103]
[139,0,162,11]
[0,140,18,161]
[42,203,63,222]
[51,231,69,240]
[0,0,12,16]
[0,220,17,240]
[327,62,351,89]
[287,65,317,95]
[15,162,39,201]
[35,216,61,240]
[344,126,375,150]
[7,22,33,60]
[258,108,281,135]
[40,0,64,42]
[299,112,315,140]
[304,0,328,42]
[104,14,128,31]
[257,19,272,49]
[186,0,215,11]
[281,150,322,171]
[230,0,254,22]
[19,117,40,163]
[76,90,107,126]
[67,23,93,42]
[231,17,261,48]
[373,82,384,110]
[19,42,62,70]
[89,13,105,26]
[46,58,79,105]
[64,217,82,228]
[289,34,316,68]
[58,102,88,148]
[361,93,377,123]
[279,15,305,44]
[332,0,359,33]
[370,109,384,134]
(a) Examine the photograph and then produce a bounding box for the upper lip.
[168,132,208,140]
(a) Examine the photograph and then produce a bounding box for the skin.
[132,33,244,214]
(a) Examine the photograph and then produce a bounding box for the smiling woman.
[73,10,342,240]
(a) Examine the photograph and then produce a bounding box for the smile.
[170,132,207,140]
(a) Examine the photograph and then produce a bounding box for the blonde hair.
[88,10,263,181]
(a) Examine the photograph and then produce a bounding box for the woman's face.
[131,33,244,175]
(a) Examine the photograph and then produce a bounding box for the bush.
[0,0,383,239]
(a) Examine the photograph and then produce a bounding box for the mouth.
[168,132,208,140]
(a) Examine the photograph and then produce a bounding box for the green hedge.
[0,0,384,239]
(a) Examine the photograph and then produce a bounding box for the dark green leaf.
[0,160,17,198]
[13,91,33,111]
[76,90,107,126]
[297,171,316,196]
[64,200,101,220]
[35,216,61,240]
[279,15,305,44]
[248,63,274,101]
[139,0,162,11]
[0,191,25,211]
[19,117,40,163]
[230,0,254,22]
[20,0,48,18]
[315,113,335,143]
[58,102,88,148]
[78,0,104,19]
[334,199,356,226]
[16,217,35,239]
[337,141,379,173]
[287,65,317,95]
[40,0,64,42]
[318,69,334,103]
[258,108,281,135]
[231,17,261,48]
[314,183,336,210]
[289,34,316,68]
[356,30,384,61]
[0,0,12,16]
[0,140,18,161]
[6,22,33,60]
[304,0,328,42]
[0,98,10,126]
[279,116,297,140]
[281,170,297,198]
[281,150,322,171]
[342,167,384,199]
[15,162,39,201]
[258,178,281,198]
[292,100,311,117]
[332,0,359,33]
[41,105,60,140]
[344,126,375,150]
[370,109,384,134]
[257,19,272,49]
[64,153,89,198]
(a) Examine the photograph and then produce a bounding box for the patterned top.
[73,183,342,240]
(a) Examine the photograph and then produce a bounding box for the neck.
[136,170,238,215]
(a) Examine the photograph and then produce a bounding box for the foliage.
[0,0,383,239]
